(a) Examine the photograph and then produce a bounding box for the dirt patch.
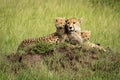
[7,53,43,63]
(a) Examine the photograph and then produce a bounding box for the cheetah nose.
[69,27,72,29]
[59,27,62,29]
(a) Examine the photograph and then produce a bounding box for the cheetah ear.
[65,19,68,23]
[81,32,83,35]
[79,18,83,23]
[55,19,58,22]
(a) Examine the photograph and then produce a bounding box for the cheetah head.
[55,17,66,35]
[81,31,91,41]
[65,18,83,33]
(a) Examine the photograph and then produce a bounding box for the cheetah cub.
[65,18,83,45]
[17,18,67,53]
[65,18,106,52]
[81,31,106,52]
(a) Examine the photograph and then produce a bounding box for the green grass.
[0,0,120,80]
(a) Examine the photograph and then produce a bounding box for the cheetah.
[79,30,106,52]
[65,18,83,45]
[69,29,106,52]
[17,18,67,53]
[65,18,106,52]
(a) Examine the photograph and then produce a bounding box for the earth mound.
[6,43,119,74]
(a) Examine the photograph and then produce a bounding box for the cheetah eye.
[73,22,76,24]
[67,22,69,24]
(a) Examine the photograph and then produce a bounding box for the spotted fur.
[81,30,91,42]
[18,33,59,48]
